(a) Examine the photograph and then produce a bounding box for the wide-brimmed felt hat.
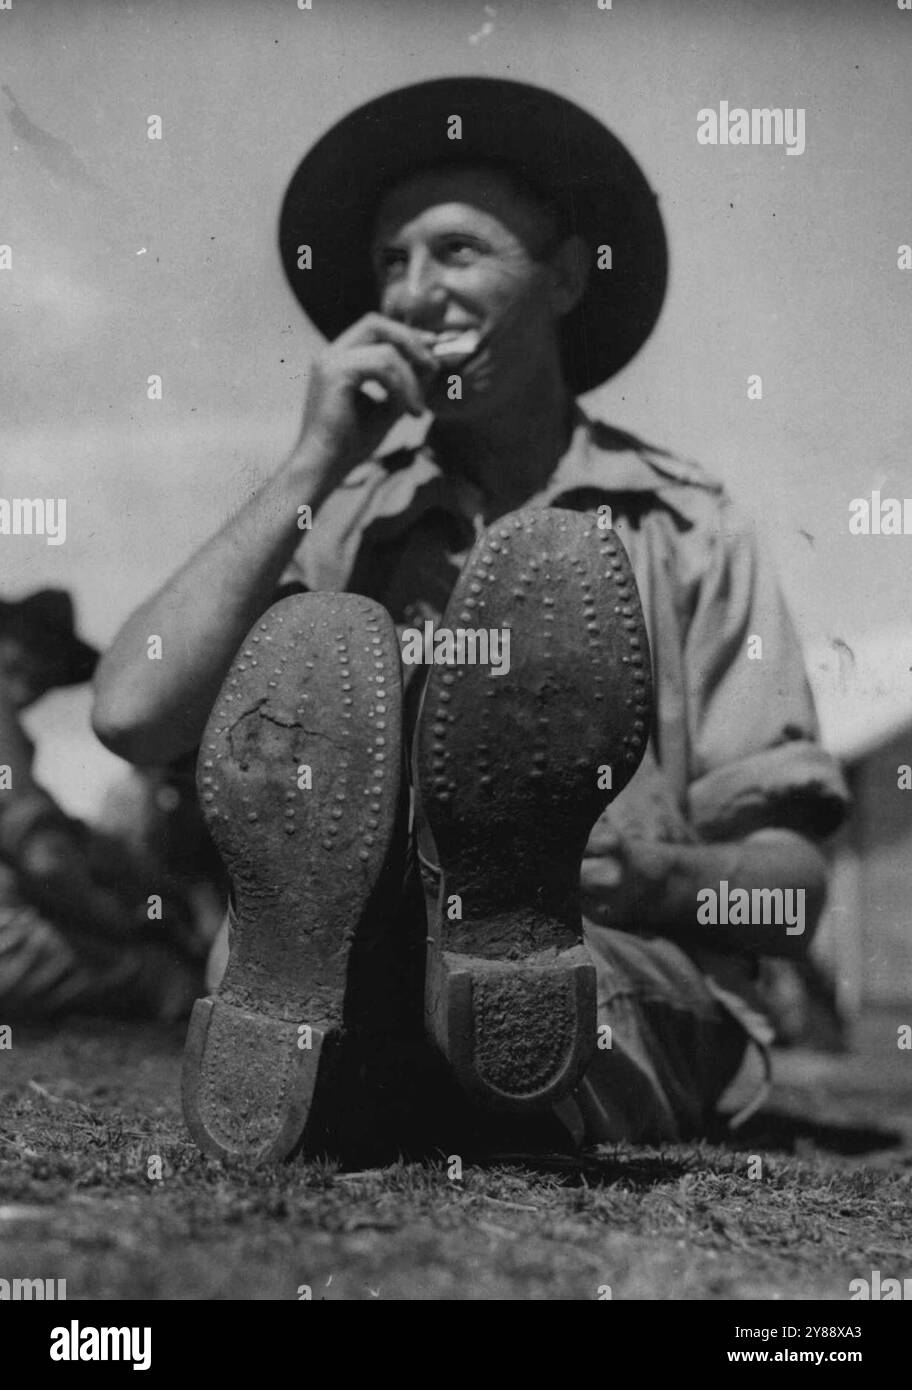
[0,589,99,686]
[279,76,667,394]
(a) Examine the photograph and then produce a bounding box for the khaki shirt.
[284,403,848,845]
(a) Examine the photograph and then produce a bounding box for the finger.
[362,344,426,415]
[348,344,428,414]
[343,345,425,416]
[338,314,438,372]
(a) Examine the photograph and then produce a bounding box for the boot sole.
[416,506,652,1111]
[182,592,402,1163]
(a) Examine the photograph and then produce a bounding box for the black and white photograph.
[1,0,911,1334]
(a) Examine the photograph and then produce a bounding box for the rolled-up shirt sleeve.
[683,500,849,842]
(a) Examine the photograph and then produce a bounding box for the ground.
[1,1013,910,1301]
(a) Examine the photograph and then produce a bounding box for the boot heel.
[183,996,334,1163]
[426,941,596,1110]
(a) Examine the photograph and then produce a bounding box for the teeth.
[431,329,481,362]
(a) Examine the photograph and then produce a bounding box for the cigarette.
[430,329,482,364]
[359,329,483,404]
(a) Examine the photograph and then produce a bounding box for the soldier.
[0,589,204,1019]
[94,78,849,1161]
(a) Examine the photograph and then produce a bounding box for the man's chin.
[424,378,497,424]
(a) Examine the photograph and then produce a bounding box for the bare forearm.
[626,828,828,959]
[93,445,336,765]
[583,827,829,960]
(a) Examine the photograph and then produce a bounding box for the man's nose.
[387,248,446,321]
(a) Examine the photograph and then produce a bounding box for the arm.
[582,496,848,960]
[581,821,828,960]
[92,315,438,766]
[92,449,333,765]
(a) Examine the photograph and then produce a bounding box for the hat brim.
[278,76,667,395]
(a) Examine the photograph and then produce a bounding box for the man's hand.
[581,756,696,929]
[294,313,439,484]
[580,757,828,958]
[604,753,698,847]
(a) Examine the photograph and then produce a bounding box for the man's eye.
[441,237,481,264]
[376,250,407,278]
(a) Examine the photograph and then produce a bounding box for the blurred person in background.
[0,589,206,1020]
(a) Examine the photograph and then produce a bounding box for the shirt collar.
[294,403,723,595]
[365,401,722,516]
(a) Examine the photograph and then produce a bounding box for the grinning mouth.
[428,328,483,367]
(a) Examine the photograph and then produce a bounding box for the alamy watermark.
[697,102,805,156]
[696,881,805,935]
[848,491,912,534]
[0,498,67,545]
[400,620,510,677]
[0,1277,66,1299]
[850,1269,912,1299]
[50,1322,151,1370]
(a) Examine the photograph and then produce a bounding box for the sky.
[1,0,910,814]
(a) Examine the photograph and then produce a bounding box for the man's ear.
[547,234,589,316]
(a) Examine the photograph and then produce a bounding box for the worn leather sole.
[416,506,652,1112]
[182,592,403,1163]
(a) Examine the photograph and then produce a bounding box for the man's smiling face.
[370,165,582,422]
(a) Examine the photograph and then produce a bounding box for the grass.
[0,1017,910,1300]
